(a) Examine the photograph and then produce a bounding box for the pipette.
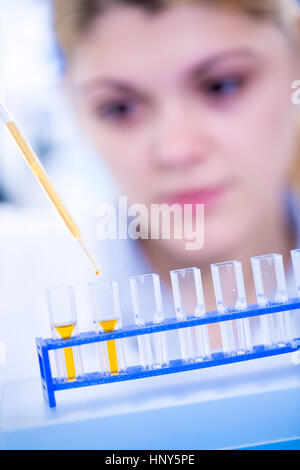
[0,99,102,277]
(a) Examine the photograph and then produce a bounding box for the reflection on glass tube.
[130,273,169,369]
[211,260,252,354]
[251,253,292,346]
[89,279,126,376]
[46,285,82,381]
[170,267,211,361]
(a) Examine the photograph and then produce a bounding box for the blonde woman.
[1,0,299,448]
[52,0,300,329]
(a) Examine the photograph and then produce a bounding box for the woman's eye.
[96,100,139,122]
[202,76,245,99]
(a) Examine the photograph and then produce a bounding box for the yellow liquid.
[55,323,76,381]
[99,319,119,375]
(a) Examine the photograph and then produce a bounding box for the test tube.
[46,285,83,381]
[211,261,252,354]
[129,273,169,369]
[291,249,300,298]
[251,253,292,346]
[170,267,210,361]
[88,280,126,376]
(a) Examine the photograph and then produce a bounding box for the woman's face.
[68,3,299,262]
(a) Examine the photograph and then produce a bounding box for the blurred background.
[1,0,299,213]
[0,0,117,214]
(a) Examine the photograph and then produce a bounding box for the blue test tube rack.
[36,298,300,408]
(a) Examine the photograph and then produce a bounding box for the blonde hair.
[52,0,300,187]
[53,0,300,55]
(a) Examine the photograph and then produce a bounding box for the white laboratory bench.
[1,352,300,450]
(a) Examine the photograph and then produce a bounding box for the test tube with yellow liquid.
[89,280,126,376]
[46,285,83,381]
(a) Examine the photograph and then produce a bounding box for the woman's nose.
[153,105,209,171]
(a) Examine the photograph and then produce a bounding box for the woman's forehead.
[69,3,290,89]
[77,3,270,51]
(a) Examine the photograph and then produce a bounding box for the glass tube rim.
[88,279,119,288]
[251,253,282,263]
[46,284,74,294]
[170,266,200,276]
[211,260,241,269]
[129,272,159,282]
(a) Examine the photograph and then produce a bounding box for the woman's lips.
[164,185,229,211]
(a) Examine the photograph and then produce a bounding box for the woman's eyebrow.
[187,48,261,78]
[75,48,261,96]
[76,78,142,97]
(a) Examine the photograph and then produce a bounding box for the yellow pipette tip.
[77,238,102,277]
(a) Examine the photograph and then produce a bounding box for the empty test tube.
[251,253,292,346]
[46,285,82,381]
[291,249,300,298]
[211,261,252,354]
[170,267,210,361]
[89,280,126,376]
[129,273,169,369]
